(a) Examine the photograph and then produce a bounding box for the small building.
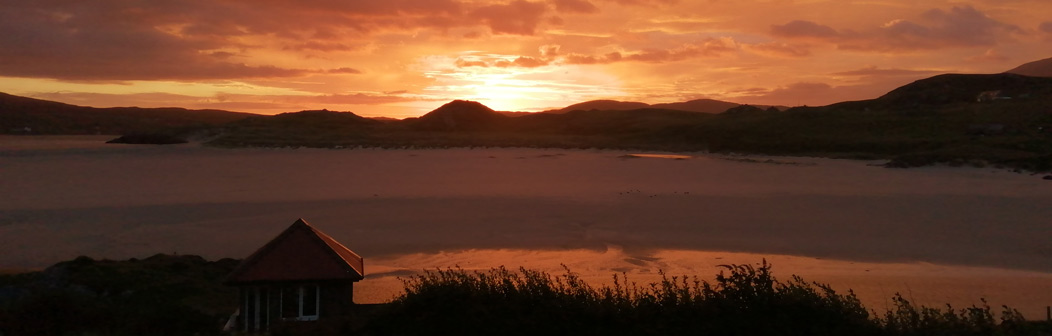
[225,218,364,334]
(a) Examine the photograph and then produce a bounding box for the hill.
[870,73,1052,107]
[546,100,650,114]
[207,109,380,147]
[547,98,785,114]
[0,92,253,135]
[652,99,740,113]
[1006,56,1052,77]
[7,68,1052,171]
[408,100,510,131]
[680,73,1052,170]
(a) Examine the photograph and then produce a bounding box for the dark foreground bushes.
[364,262,1050,336]
[0,255,239,336]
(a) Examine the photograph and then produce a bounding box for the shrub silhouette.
[365,261,1049,336]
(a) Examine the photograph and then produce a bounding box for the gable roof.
[226,218,364,284]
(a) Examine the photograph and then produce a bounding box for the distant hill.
[207,109,380,147]
[233,109,378,128]
[510,108,712,135]
[409,100,509,131]
[0,92,253,135]
[1006,57,1052,77]
[547,98,785,114]
[547,100,651,114]
[826,73,1052,110]
[652,99,740,113]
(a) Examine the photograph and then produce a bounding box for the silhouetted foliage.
[107,133,189,144]
[0,254,239,336]
[361,262,1050,336]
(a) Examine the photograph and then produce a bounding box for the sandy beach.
[1,135,1050,318]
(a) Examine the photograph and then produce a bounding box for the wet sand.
[1,136,1050,317]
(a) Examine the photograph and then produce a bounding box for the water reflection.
[355,247,1052,319]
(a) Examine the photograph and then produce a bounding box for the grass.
[363,262,1050,336]
[2,256,1049,335]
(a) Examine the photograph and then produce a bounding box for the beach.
[1,135,1050,317]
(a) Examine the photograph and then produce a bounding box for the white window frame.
[281,284,320,321]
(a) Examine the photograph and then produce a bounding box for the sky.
[1,0,1050,118]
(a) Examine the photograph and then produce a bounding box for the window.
[281,285,320,321]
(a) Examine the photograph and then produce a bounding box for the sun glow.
[416,53,628,113]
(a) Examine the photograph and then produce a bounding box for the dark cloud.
[0,0,560,81]
[564,38,736,65]
[771,6,1021,53]
[552,0,600,13]
[1040,21,1052,34]
[471,1,549,35]
[284,42,362,52]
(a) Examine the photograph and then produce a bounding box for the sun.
[419,53,626,113]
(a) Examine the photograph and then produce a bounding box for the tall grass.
[365,262,1049,336]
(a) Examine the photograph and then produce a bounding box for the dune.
[1,136,1050,317]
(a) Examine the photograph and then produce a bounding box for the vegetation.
[2,256,1049,335]
[0,254,239,336]
[364,262,1050,336]
[106,133,189,145]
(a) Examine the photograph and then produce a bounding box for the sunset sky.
[2,0,1050,118]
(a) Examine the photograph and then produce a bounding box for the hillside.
[546,100,650,114]
[207,109,380,147]
[408,100,509,131]
[1006,57,1052,77]
[0,92,253,135]
[204,72,1052,171]
[547,98,783,114]
[652,99,740,113]
[6,67,1052,171]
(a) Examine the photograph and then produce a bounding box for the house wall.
[234,281,356,334]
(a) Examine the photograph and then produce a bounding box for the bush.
[366,261,880,336]
[363,262,1048,336]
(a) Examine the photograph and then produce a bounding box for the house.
[225,218,364,334]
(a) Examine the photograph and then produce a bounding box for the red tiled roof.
[226,219,364,284]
